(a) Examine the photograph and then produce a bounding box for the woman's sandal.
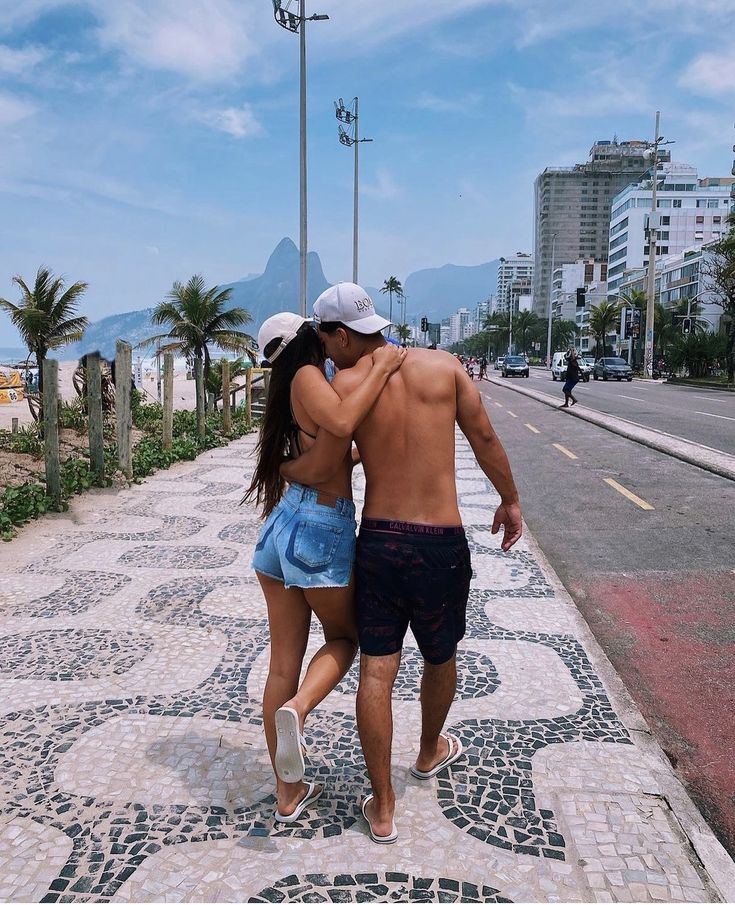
[274,706,307,783]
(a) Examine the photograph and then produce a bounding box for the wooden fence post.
[194,358,205,441]
[163,352,174,452]
[86,353,105,486]
[42,359,61,508]
[264,370,271,400]
[115,340,133,479]
[222,359,231,433]
[11,417,18,434]
[245,368,252,427]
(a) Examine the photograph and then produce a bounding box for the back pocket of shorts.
[291,521,343,569]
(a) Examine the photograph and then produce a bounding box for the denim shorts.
[251,483,357,589]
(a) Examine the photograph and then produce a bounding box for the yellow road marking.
[507,410,518,418]
[494,402,503,408]
[603,478,654,510]
[525,423,540,434]
[552,443,578,460]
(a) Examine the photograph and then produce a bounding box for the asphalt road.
[477,378,735,857]
[501,367,735,456]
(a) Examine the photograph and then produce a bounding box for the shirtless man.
[282,282,522,844]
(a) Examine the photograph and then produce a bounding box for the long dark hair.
[243,324,325,517]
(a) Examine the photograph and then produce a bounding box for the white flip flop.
[410,733,464,780]
[274,706,307,783]
[274,781,323,824]
[361,794,398,845]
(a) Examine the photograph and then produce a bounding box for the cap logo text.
[354,297,373,313]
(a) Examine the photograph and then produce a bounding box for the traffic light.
[682,317,692,335]
[420,317,428,332]
[576,287,586,308]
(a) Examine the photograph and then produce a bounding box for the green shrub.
[59,398,88,432]
[0,482,49,540]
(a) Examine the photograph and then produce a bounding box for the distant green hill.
[64,237,499,360]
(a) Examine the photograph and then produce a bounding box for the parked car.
[494,356,505,370]
[502,355,529,378]
[592,357,633,381]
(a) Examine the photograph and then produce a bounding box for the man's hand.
[372,343,407,375]
[491,501,523,552]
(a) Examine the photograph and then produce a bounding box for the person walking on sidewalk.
[561,348,581,407]
[282,282,523,845]
[244,311,404,825]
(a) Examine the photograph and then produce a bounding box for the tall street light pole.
[272,1,329,317]
[643,111,674,378]
[335,97,373,284]
[546,233,557,368]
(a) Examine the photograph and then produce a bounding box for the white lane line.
[525,423,541,434]
[694,411,735,422]
[494,402,503,408]
[603,478,654,511]
[506,411,518,418]
[552,443,578,460]
[689,395,724,403]
[618,394,645,402]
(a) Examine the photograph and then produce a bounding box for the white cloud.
[0,92,35,126]
[680,52,735,97]
[90,0,257,81]
[415,91,482,113]
[196,103,264,138]
[361,168,401,201]
[0,44,47,75]
[146,245,160,256]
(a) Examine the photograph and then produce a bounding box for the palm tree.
[513,310,539,354]
[0,267,89,413]
[206,356,252,403]
[380,277,403,335]
[142,275,254,390]
[395,323,411,343]
[586,300,620,358]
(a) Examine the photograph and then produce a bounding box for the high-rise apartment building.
[606,163,734,297]
[551,259,608,321]
[495,253,533,314]
[533,139,668,314]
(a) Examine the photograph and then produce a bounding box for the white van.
[550,352,567,381]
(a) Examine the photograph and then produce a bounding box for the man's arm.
[292,345,405,439]
[454,362,523,552]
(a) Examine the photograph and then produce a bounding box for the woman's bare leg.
[282,577,358,727]
[258,572,315,816]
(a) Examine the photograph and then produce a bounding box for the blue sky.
[1,0,734,343]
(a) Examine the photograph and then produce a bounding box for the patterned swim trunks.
[355,519,472,665]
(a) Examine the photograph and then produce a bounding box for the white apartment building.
[617,245,724,335]
[448,308,473,344]
[495,254,534,314]
[606,163,733,298]
[551,260,608,321]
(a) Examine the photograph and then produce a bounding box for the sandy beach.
[0,360,199,430]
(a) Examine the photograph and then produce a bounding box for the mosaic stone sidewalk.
[1,431,733,903]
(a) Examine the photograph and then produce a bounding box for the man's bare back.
[333,348,462,524]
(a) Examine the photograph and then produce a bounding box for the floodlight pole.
[335,97,372,284]
[299,5,307,317]
[272,1,329,317]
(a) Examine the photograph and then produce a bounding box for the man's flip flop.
[274,781,323,824]
[361,794,398,845]
[410,733,464,780]
[274,706,307,783]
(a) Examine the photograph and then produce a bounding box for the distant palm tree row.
[0,267,254,419]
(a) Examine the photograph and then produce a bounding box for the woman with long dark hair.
[245,312,403,824]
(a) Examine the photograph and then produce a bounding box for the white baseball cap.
[257,311,311,362]
[313,282,392,335]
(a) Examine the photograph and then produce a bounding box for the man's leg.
[356,651,401,838]
[414,654,458,773]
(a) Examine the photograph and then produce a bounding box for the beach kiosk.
[0,367,25,404]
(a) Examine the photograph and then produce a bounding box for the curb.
[484,375,735,483]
